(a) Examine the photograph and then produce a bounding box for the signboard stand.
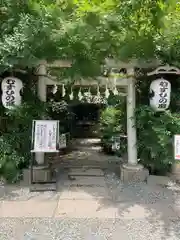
[30,120,60,192]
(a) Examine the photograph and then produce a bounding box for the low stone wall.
[171,162,180,182]
[22,166,52,184]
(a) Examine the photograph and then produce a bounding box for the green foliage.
[4,100,49,156]
[71,0,178,62]
[0,0,179,75]
[0,0,58,72]
[99,84,180,175]
[99,96,126,155]
[158,3,180,66]
[50,100,69,114]
[0,136,24,182]
[136,105,180,175]
[48,99,74,132]
[100,106,122,138]
[0,97,50,182]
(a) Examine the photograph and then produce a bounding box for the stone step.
[52,158,121,166]
[72,131,100,138]
[76,138,101,143]
[50,156,122,169]
[73,138,101,147]
[58,163,120,175]
[68,168,104,177]
[64,176,106,187]
[65,165,107,170]
[29,183,57,192]
[49,150,122,163]
[77,145,102,152]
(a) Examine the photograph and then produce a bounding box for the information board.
[31,120,59,152]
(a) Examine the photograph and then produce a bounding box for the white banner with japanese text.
[1,77,23,109]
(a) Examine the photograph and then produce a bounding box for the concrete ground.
[0,170,180,239]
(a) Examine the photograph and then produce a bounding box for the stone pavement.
[0,196,178,219]
[0,171,180,239]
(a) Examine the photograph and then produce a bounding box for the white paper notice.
[32,120,59,152]
[174,135,180,160]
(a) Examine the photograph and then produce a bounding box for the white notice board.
[31,120,59,152]
[174,135,180,160]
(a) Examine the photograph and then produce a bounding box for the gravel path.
[104,171,178,204]
[0,171,180,239]
[0,218,180,240]
[0,171,178,204]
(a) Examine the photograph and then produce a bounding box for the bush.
[100,99,180,175]
[100,106,121,138]
[0,99,50,182]
[5,100,49,157]
[136,105,180,175]
[0,136,24,182]
[99,96,127,155]
[48,100,74,133]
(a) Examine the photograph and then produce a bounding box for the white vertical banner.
[150,78,171,112]
[1,77,23,109]
[31,120,59,152]
[174,135,180,160]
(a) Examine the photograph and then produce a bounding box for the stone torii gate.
[36,59,172,182]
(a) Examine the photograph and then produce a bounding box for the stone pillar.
[22,61,53,185]
[35,61,47,165]
[126,69,137,165]
[120,68,149,182]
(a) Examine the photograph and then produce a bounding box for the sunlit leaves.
[0,0,179,75]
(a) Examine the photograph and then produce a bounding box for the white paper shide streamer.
[52,84,58,94]
[78,87,83,101]
[62,84,66,97]
[69,86,74,100]
[97,85,100,97]
[105,84,110,99]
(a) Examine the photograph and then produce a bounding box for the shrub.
[0,136,24,182]
[5,100,49,159]
[48,100,74,133]
[99,96,127,155]
[136,105,180,175]
[0,99,49,182]
[100,99,180,175]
